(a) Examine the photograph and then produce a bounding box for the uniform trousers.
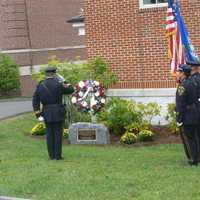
[180,125,199,164]
[45,121,64,159]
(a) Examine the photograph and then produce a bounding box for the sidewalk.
[0,98,32,120]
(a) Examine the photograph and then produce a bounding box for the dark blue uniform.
[191,72,200,161]
[32,77,74,160]
[176,76,199,165]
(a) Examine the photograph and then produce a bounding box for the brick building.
[85,0,200,89]
[84,0,200,124]
[0,0,85,96]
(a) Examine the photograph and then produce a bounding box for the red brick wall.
[85,0,200,88]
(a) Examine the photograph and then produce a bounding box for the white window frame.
[72,22,85,36]
[139,0,168,9]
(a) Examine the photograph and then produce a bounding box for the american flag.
[166,1,185,74]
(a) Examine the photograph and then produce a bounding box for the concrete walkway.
[0,98,32,120]
[0,197,30,200]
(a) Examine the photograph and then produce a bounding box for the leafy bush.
[63,129,69,138]
[120,132,137,145]
[166,103,180,134]
[137,130,154,142]
[137,102,162,124]
[32,56,117,89]
[97,97,161,136]
[0,54,20,95]
[125,121,150,135]
[97,97,143,135]
[30,123,46,136]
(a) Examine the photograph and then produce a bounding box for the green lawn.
[0,115,200,200]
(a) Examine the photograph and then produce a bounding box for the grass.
[0,114,200,200]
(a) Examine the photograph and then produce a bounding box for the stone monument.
[69,122,110,145]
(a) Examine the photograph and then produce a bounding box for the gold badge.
[178,86,185,95]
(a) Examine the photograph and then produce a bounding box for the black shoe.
[188,160,198,166]
[56,157,64,160]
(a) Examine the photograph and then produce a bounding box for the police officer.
[32,66,74,160]
[188,61,200,162]
[176,64,199,166]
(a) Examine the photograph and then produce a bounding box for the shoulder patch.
[178,85,185,95]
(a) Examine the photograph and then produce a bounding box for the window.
[78,27,85,36]
[140,0,167,8]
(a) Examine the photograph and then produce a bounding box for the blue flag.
[175,0,200,65]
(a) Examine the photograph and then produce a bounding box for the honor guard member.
[32,66,74,160]
[176,64,199,166]
[188,61,200,162]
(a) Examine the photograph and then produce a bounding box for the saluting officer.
[32,66,74,160]
[176,64,199,166]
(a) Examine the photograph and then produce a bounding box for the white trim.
[1,45,86,54]
[107,88,176,97]
[139,0,168,9]
[72,23,85,28]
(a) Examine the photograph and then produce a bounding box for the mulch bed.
[30,126,181,147]
[110,126,181,147]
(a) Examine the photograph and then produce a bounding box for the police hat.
[177,64,191,73]
[44,66,57,73]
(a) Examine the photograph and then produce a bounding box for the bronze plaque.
[78,129,96,141]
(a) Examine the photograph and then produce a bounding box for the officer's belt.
[43,104,63,108]
[186,103,196,110]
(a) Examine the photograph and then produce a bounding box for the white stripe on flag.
[166,23,176,30]
[166,16,174,21]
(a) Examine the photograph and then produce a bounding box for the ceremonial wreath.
[71,80,106,114]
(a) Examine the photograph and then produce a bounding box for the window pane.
[143,0,167,4]
[143,0,156,4]
[157,0,167,3]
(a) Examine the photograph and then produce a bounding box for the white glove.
[177,122,183,127]
[38,116,44,122]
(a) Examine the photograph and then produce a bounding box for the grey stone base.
[69,122,110,145]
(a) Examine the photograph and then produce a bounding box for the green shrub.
[32,56,117,89]
[125,121,150,135]
[137,102,162,124]
[97,97,143,135]
[137,130,154,142]
[120,132,137,145]
[63,129,69,139]
[0,54,20,95]
[166,103,180,134]
[30,123,46,136]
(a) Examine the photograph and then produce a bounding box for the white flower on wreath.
[82,101,88,107]
[71,96,77,104]
[78,81,85,88]
[93,81,100,86]
[78,91,84,97]
[101,98,106,104]
[94,91,100,97]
